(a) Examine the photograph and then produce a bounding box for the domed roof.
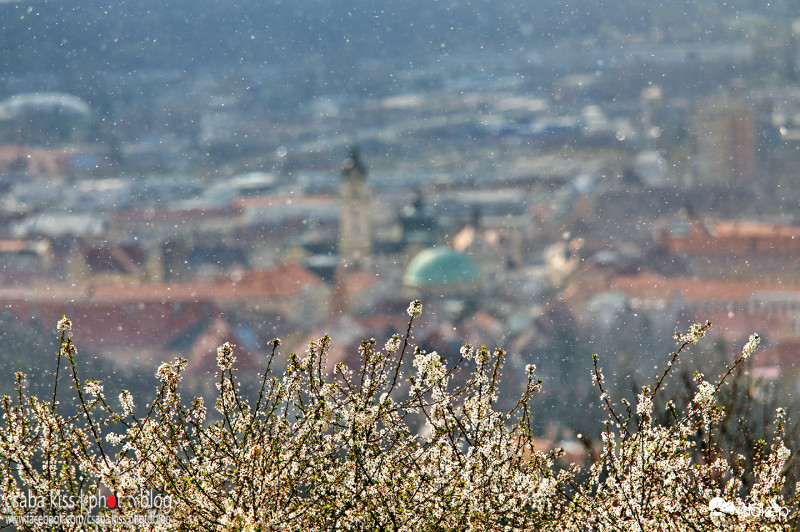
[403,247,481,287]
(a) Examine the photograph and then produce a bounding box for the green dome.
[403,247,481,287]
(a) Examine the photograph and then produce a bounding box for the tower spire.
[339,144,372,270]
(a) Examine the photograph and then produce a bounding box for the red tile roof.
[0,263,324,351]
[8,299,214,350]
[608,273,800,343]
[89,262,322,302]
[663,218,800,255]
[609,273,799,303]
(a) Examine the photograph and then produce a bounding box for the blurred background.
[1,0,800,449]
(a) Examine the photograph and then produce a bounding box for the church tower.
[339,145,372,270]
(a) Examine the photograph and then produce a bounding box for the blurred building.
[0,92,91,145]
[400,192,438,249]
[339,146,372,270]
[640,84,665,132]
[691,97,755,186]
[657,211,800,282]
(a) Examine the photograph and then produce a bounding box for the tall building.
[789,19,800,81]
[339,146,372,270]
[691,97,755,186]
[639,85,665,143]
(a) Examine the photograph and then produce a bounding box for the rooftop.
[403,247,481,288]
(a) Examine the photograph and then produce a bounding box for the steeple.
[339,145,372,270]
[341,145,367,183]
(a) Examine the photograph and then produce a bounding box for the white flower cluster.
[119,389,134,416]
[460,343,473,360]
[693,378,716,410]
[742,332,760,359]
[384,334,401,353]
[216,342,235,371]
[474,346,491,366]
[412,350,447,388]
[635,388,653,420]
[190,396,206,422]
[56,315,72,332]
[155,357,187,387]
[674,320,712,345]
[406,299,422,318]
[83,380,104,399]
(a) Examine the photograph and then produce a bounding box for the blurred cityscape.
[3,3,800,442]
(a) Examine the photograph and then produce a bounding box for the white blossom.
[119,389,134,416]
[460,343,473,360]
[84,380,103,399]
[156,357,186,385]
[475,346,490,366]
[56,315,72,332]
[674,320,712,345]
[741,332,760,359]
[191,397,207,422]
[217,342,236,371]
[385,334,401,352]
[156,362,172,382]
[636,391,652,420]
[413,350,446,387]
[693,379,715,409]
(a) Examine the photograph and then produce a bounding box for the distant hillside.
[0,0,769,75]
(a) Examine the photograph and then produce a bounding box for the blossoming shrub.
[564,326,796,531]
[0,305,796,530]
